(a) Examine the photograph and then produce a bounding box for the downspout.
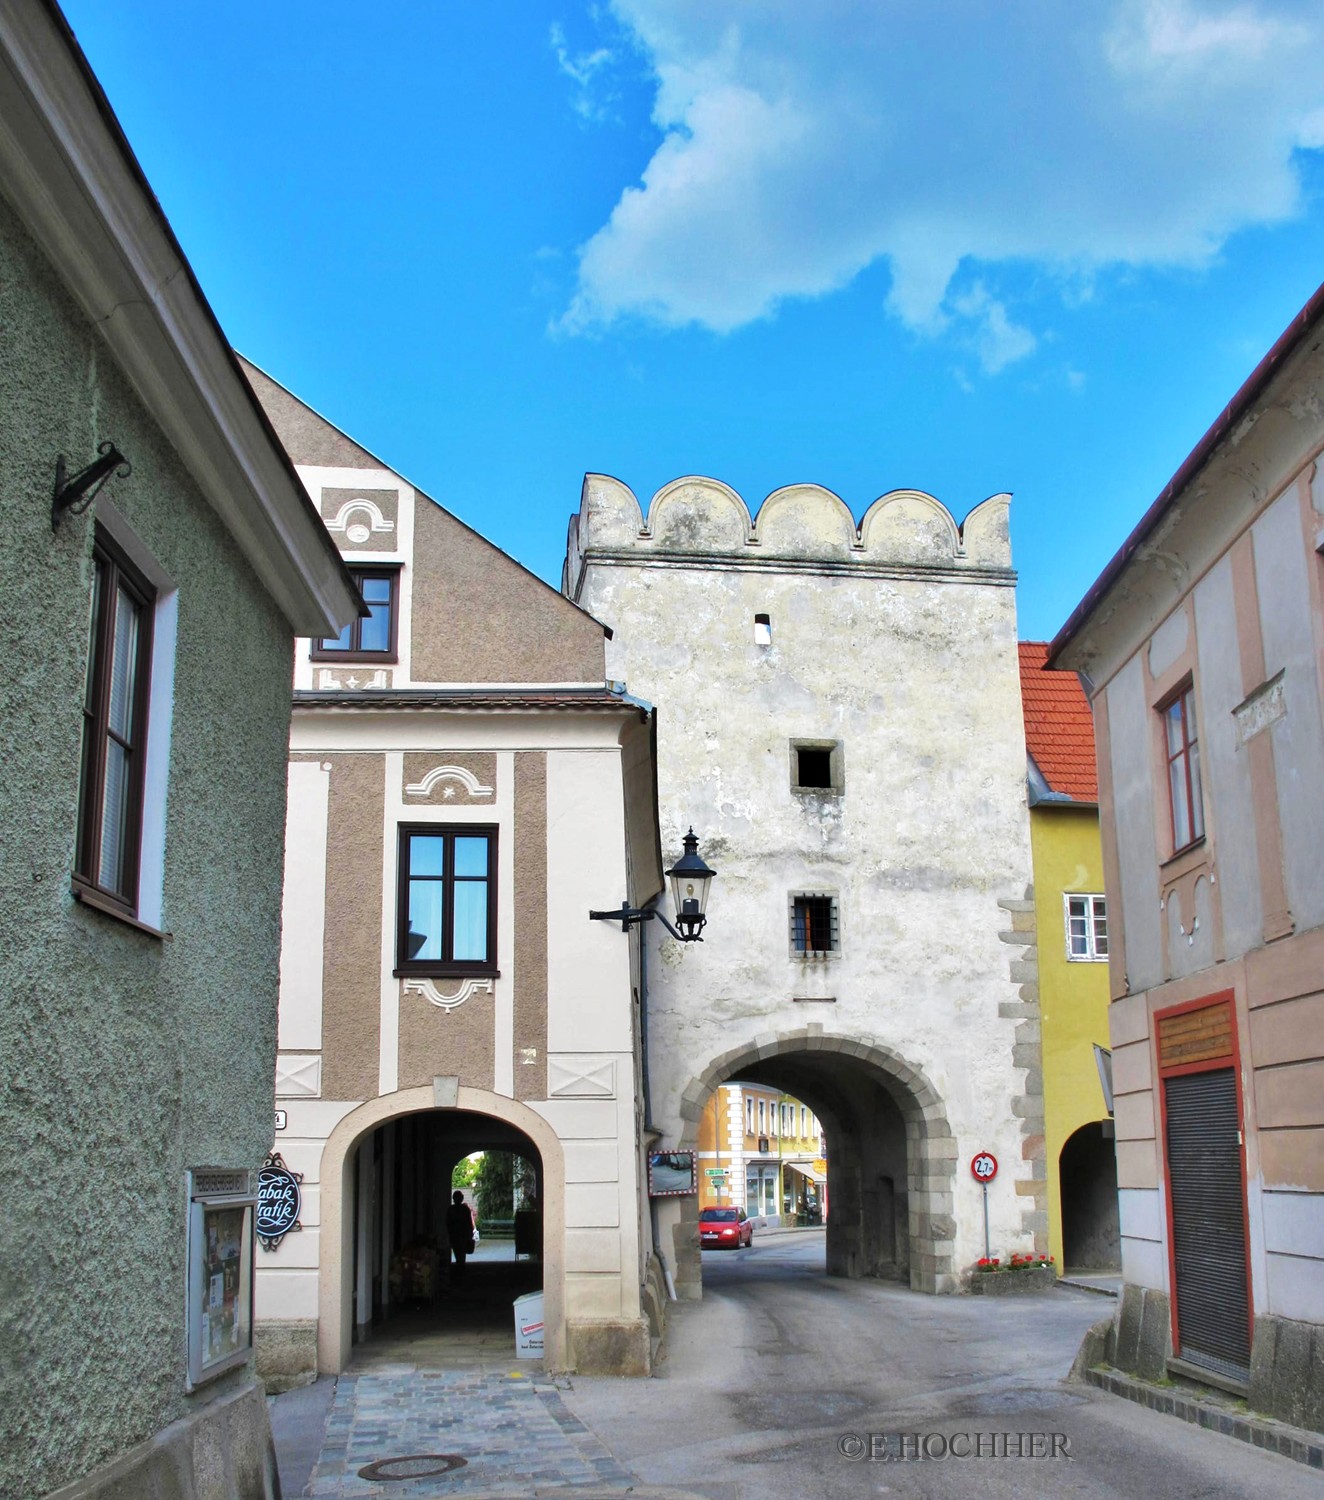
[640,904,677,1300]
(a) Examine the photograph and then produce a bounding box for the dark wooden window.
[396,826,498,975]
[76,530,154,913]
[312,564,399,662]
[1162,682,1204,852]
[791,894,838,955]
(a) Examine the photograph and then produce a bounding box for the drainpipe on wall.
[638,897,676,1301]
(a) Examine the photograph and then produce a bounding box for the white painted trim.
[290,716,634,754]
[278,761,330,1049]
[404,765,495,799]
[294,465,404,493]
[494,751,516,1096]
[377,752,403,1095]
[396,487,415,685]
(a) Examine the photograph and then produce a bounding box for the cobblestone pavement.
[304,1362,639,1498]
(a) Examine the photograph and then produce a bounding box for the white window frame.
[86,499,178,932]
[745,1095,754,1135]
[1065,893,1108,961]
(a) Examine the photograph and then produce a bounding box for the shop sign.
[257,1150,303,1251]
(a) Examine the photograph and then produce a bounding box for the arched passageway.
[673,1031,957,1299]
[317,1086,566,1372]
[346,1110,542,1355]
[1059,1121,1120,1271]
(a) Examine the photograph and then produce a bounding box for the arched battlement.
[566,474,1013,581]
[752,483,857,560]
[858,489,961,564]
[579,473,646,548]
[958,492,1013,568]
[646,476,754,551]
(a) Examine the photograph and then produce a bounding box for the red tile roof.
[1018,642,1098,802]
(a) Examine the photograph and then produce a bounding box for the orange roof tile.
[1018,641,1098,802]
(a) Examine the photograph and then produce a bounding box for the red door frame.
[1153,990,1254,1363]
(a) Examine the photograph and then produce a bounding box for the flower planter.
[969,1265,1057,1296]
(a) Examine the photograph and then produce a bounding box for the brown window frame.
[75,528,155,917]
[1161,681,1205,855]
[394,824,499,978]
[310,563,400,663]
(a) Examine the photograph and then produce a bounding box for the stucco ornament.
[404,764,495,799]
[402,976,494,1011]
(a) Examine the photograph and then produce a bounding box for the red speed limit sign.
[971,1151,998,1182]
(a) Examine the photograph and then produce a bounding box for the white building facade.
[565,476,1042,1299]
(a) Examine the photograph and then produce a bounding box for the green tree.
[451,1154,481,1191]
[473,1152,537,1221]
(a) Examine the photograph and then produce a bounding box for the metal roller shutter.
[1164,1068,1250,1378]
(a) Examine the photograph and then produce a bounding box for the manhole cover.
[358,1454,468,1481]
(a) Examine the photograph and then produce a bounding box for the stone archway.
[317,1085,567,1373]
[672,1027,957,1298]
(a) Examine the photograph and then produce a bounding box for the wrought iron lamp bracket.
[52,442,130,530]
[588,901,705,943]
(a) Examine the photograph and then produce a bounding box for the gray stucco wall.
[1252,489,1324,935]
[0,190,291,1496]
[1192,557,1262,958]
[1105,657,1163,992]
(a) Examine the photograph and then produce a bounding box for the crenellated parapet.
[563,474,1013,597]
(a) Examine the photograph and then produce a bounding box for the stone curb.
[1080,1366,1324,1469]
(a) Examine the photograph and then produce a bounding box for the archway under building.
[1059,1121,1120,1272]
[673,1029,956,1299]
[318,1086,565,1373]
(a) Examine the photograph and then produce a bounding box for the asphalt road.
[560,1230,1318,1500]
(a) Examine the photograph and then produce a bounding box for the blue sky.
[63,1,1324,640]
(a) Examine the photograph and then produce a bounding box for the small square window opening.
[754,613,772,646]
[796,747,832,788]
[790,739,843,794]
[1066,894,1108,961]
[791,893,839,956]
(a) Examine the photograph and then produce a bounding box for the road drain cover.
[358,1454,468,1481]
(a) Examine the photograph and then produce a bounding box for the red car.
[699,1206,753,1249]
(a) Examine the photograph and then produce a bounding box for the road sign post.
[970,1151,998,1260]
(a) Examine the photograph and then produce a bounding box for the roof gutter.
[1048,278,1324,667]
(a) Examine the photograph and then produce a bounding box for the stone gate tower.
[565,476,1042,1297]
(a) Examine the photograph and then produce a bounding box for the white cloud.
[550,21,617,122]
[950,284,1038,374]
[561,0,1324,366]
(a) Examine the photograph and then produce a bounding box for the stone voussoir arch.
[674,1028,959,1293]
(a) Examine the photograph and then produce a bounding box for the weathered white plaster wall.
[568,477,1040,1278]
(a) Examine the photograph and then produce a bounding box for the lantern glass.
[664,828,716,934]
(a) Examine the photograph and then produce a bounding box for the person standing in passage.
[446,1190,475,1281]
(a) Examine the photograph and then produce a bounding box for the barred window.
[791,893,839,956]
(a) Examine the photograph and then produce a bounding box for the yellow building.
[1020,644,1118,1273]
[696,1081,827,1225]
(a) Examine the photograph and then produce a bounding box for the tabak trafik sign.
[257,1150,303,1251]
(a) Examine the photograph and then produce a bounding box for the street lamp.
[589,827,716,943]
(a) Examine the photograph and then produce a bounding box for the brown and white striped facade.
[243,362,665,1379]
[1052,287,1324,1427]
